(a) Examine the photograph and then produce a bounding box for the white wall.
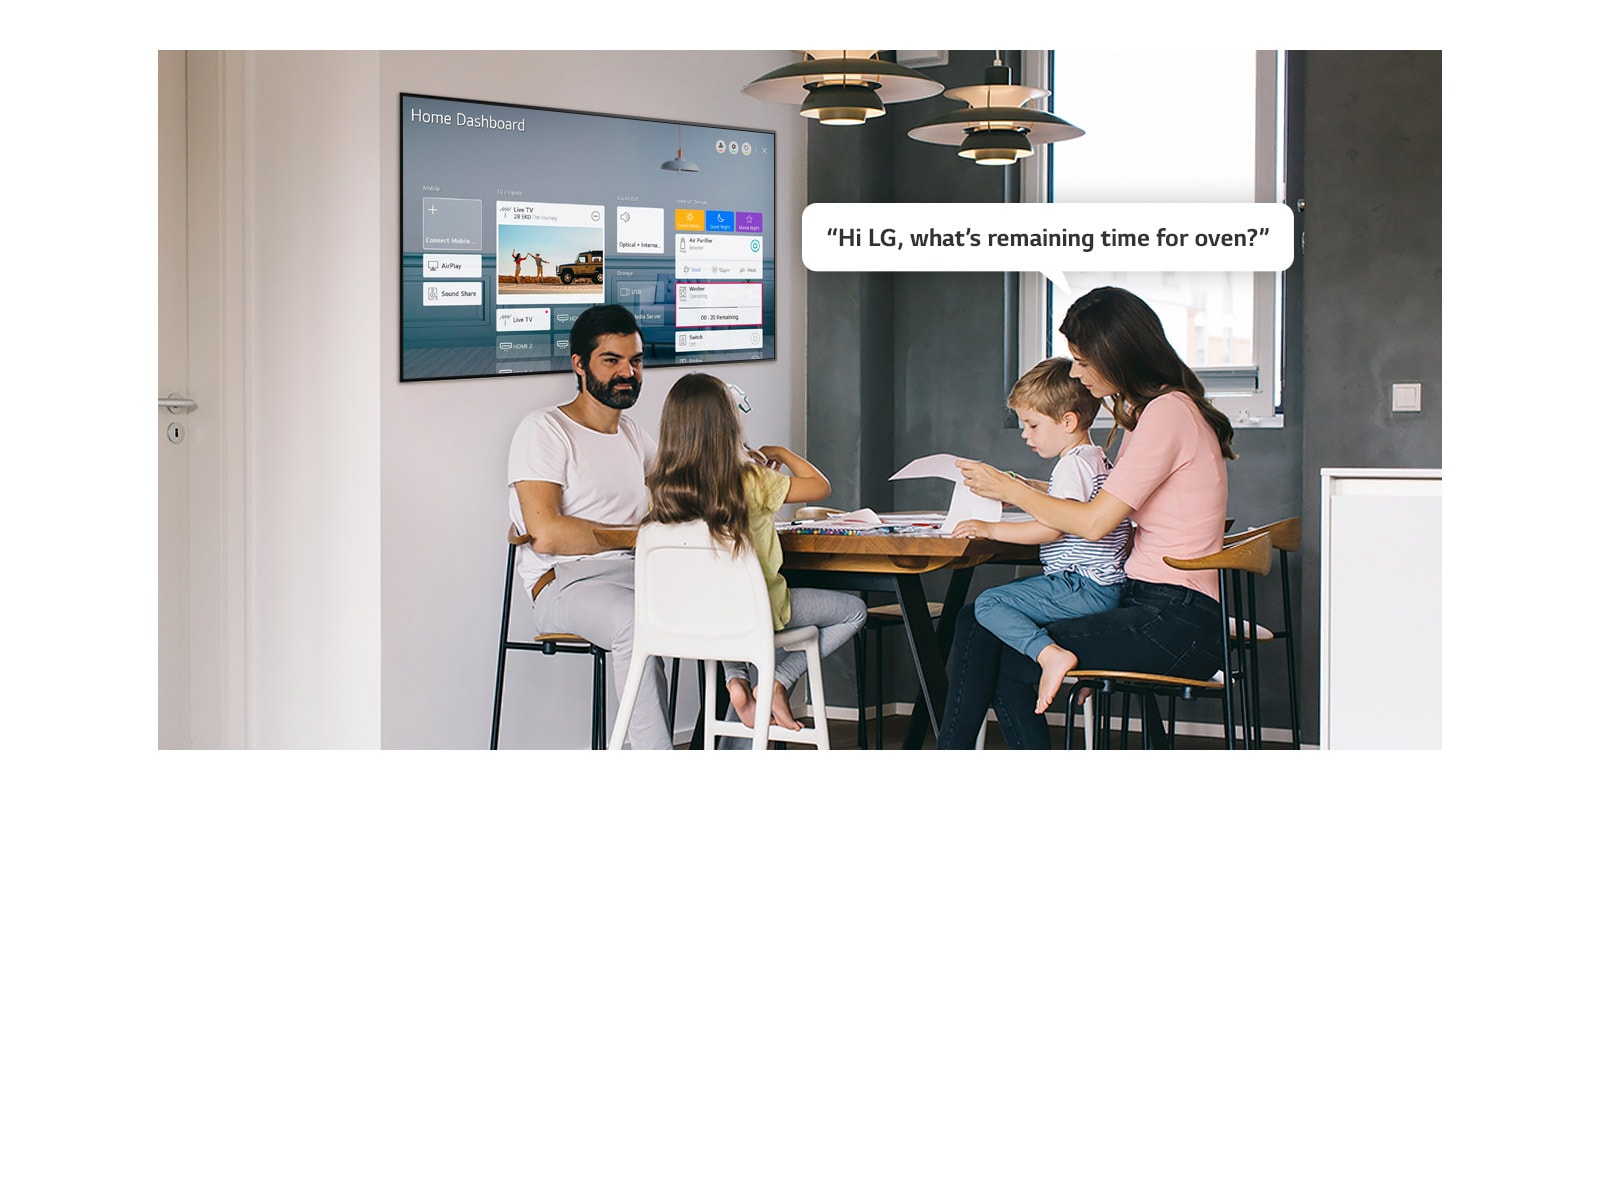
[244,52,384,747]
[375,52,807,748]
[224,50,803,748]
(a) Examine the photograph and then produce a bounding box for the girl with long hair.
[647,374,866,740]
[939,286,1235,749]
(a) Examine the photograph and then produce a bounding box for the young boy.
[951,357,1132,712]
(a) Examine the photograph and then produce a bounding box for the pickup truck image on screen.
[400,93,778,382]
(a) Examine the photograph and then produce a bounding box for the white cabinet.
[1320,468,1442,749]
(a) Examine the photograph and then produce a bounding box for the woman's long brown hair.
[645,373,754,553]
[1060,286,1238,461]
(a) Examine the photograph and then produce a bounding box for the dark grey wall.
[1288,50,1442,743]
[806,50,1442,743]
[807,51,1020,515]
[806,52,1021,709]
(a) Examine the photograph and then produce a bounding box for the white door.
[157,50,190,747]
[158,51,245,748]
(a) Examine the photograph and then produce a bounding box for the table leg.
[781,564,984,750]
[898,567,975,749]
[688,660,716,749]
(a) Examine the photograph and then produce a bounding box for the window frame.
[1018,49,1286,429]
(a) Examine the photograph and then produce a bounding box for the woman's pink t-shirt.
[1102,392,1228,599]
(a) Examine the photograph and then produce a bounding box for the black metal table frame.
[776,565,977,749]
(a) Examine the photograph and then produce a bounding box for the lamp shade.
[660,125,699,172]
[744,51,943,126]
[907,104,1084,146]
[799,82,887,124]
[907,58,1083,165]
[959,127,1035,164]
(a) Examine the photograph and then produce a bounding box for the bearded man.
[507,304,671,749]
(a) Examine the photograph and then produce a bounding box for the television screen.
[399,93,777,382]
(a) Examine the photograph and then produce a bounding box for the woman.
[937,286,1237,749]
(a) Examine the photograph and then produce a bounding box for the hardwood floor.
[679,706,1299,750]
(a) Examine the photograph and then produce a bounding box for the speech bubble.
[802,202,1295,273]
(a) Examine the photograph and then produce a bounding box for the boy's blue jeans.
[974,570,1126,661]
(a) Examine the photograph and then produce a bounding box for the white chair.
[608,520,831,751]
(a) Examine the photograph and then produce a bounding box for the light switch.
[1391,382,1422,413]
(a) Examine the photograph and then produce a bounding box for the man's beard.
[582,361,641,410]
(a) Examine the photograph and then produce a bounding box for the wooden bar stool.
[1223,517,1303,749]
[492,526,686,750]
[1064,531,1273,750]
[491,527,609,749]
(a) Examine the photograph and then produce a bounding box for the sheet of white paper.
[823,508,882,527]
[777,508,887,533]
[943,482,1003,534]
[888,453,1004,535]
[890,453,965,482]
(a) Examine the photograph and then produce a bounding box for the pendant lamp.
[907,54,1083,165]
[661,125,699,172]
[743,51,943,126]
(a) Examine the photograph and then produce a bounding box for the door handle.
[158,397,197,413]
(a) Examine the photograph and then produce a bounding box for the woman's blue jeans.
[937,579,1226,750]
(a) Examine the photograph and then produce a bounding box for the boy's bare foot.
[726,677,757,728]
[1036,644,1079,714]
[770,682,806,731]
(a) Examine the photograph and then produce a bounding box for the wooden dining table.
[594,526,1035,747]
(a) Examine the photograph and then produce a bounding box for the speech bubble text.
[802,202,1295,273]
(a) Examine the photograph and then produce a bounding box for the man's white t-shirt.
[507,405,657,594]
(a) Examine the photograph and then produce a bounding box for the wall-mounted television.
[400,93,777,382]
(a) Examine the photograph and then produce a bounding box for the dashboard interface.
[400,93,777,382]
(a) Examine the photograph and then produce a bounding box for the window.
[1018,50,1286,426]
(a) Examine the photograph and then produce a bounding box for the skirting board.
[820,702,1303,747]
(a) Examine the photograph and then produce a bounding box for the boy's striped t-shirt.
[1038,443,1130,585]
